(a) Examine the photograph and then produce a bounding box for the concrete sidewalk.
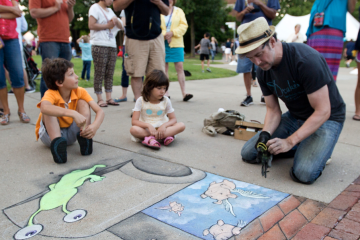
[1,64,359,240]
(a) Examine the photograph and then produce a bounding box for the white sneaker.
[326,157,332,165]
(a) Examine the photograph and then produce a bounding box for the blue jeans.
[39,42,72,97]
[210,49,215,61]
[121,46,129,88]
[0,39,24,89]
[241,111,344,184]
[81,60,91,80]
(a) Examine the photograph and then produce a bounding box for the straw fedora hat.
[235,17,275,54]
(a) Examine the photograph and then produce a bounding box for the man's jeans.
[241,111,344,184]
[81,60,91,80]
[39,42,71,98]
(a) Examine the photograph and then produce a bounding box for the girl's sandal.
[1,113,10,125]
[18,112,30,123]
[106,99,120,106]
[164,136,175,146]
[142,136,161,150]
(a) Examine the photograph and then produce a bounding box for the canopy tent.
[275,13,359,42]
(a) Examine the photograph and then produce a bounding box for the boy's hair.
[42,58,74,90]
[83,35,90,43]
[142,70,169,102]
[204,32,210,38]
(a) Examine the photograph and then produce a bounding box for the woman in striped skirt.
[306,0,356,82]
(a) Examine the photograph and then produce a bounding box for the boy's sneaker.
[77,132,93,156]
[346,62,350,68]
[241,96,253,107]
[8,90,14,95]
[25,87,35,93]
[206,68,211,72]
[260,96,266,104]
[50,137,67,164]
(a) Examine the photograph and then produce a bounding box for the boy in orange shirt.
[35,58,105,163]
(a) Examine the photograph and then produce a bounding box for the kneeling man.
[238,17,345,184]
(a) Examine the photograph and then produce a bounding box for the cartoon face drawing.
[14,165,106,240]
[203,220,242,240]
[200,180,237,204]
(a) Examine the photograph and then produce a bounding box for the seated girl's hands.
[107,20,115,29]
[147,124,157,137]
[156,125,166,139]
[80,124,98,139]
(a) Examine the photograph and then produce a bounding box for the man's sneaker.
[326,157,332,165]
[77,132,93,156]
[260,96,266,104]
[25,87,35,93]
[206,68,211,72]
[50,137,67,164]
[8,90,14,95]
[241,96,253,107]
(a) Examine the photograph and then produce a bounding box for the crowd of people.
[0,0,359,184]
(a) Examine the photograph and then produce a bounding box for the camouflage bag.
[203,110,245,136]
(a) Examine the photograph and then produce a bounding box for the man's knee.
[290,167,321,185]
[240,144,257,163]
[76,99,90,116]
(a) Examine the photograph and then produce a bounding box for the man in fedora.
[239,17,345,184]
[234,0,280,106]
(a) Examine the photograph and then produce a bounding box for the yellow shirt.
[35,87,93,140]
[160,7,188,48]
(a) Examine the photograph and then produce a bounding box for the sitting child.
[130,70,185,149]
[35,58,105,163]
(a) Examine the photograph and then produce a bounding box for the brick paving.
[233,175,360,240]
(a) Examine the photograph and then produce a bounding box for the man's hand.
[67,0,76,8]
[267,138,294,155]
[243,5,254,14]
[11,2,22,17]
[106,20,115,29]
[80,124,98,139]
[156,126,166,139]
[165,31,173,44]
[147,124,157,136]
[150,0,162,6]
[72,111,87,129]
[249,0,262,6]
[54,0,63,10]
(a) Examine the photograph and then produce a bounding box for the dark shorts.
[346,55,355,60]
[200,54,209,61]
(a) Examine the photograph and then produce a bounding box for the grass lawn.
[19,52,237,92]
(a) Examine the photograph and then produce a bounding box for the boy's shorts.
[200,54,209,61]
[236,55,257,74]
[39,120,80,147]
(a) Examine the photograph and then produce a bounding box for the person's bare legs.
[23,69,31,90]
[12,87,25,113]
[244,72,252,96]
[201,61,204,71]
[130,122,185,140]
[207,59,210,68]
[355,62,360,119]
[131,77,143,100]
[0,88,9,115]
[165,62,170,97]
[77,99,91,128]
[96,93,105,106]
[174,62,186,98]
[42,114,62,140]
[119,87,128,99]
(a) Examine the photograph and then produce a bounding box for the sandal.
[0,113,10,125]
[0,108,3,118]
[106,99,119,106]
[18,112,30,123]
[97,100,108,107]
[183,94,193,102]
[353,115,360,121]
[142,136,161,150]
[164,136,175,146]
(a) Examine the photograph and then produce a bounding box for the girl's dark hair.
[142,70,169,102]
[42,58,74,90]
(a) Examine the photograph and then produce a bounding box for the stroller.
[23,46,41,89]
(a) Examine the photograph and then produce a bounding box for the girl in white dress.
[130,70,185,149]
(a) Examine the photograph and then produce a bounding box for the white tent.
[275,13,359,42]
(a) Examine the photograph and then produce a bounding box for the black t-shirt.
[125,0,169,40]
[257,43,346,123]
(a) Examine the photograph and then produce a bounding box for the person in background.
[343,40,355,68]
[0,0,31,125]
[29,0,76,98]
[77,35,92,81]
[306,0,356,82]
[224,38,232,62]
[286,24,304,43]
[160,0,192,102]
[194,32,212,73]
[88,0,124,107]
[210,37,218,62]
[234,0,280,107]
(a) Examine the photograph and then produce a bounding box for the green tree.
[176,0,234,56]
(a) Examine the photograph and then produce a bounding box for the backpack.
[203,110,245,136]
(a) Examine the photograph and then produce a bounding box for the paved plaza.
[1,63,360,240]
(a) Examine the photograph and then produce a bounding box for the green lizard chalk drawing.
[14,164,106,240]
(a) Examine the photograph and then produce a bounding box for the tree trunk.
[190,12,195,57]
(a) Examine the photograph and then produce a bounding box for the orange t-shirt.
[29,0,70,43]
[35,87,93,140]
